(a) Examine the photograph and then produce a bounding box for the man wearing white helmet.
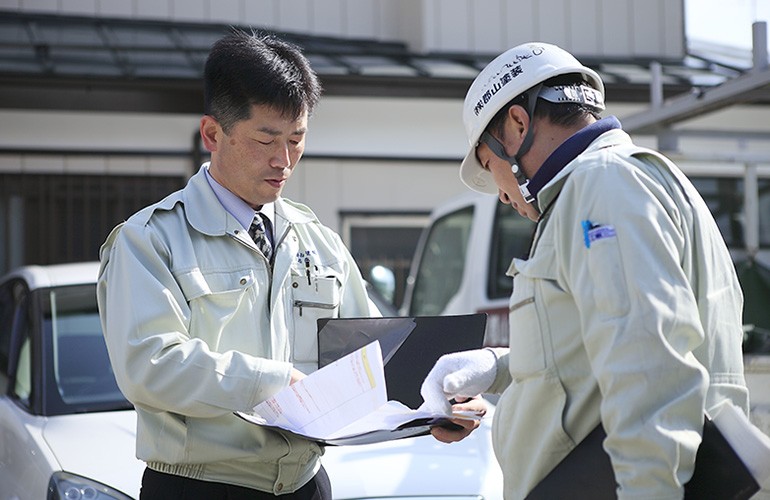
[420,43,749,499]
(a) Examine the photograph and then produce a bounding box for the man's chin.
[246,192,281,210]
[260,190,283,205]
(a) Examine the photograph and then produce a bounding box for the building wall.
[0,98,659,232]
[3,96,770,234]
[0,97,474,232]
[0,0,692,240]
[0,0,684,57]
[415,0,683,57]
[2,0,767,300]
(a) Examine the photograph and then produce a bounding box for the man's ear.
[200,115,221,152]
[505,104,530,148]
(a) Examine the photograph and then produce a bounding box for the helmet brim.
[459,147,499,195]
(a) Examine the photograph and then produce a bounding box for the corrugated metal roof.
[0,10,753,112]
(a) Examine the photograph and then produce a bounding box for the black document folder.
[317,313,487,410]
[524,419,760,500]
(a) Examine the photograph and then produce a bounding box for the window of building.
[0,173,184,274]
[690,176,770,248]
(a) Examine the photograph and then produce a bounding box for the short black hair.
[203,29,322,133]
[486,73,601,139]
[532,74,602,128]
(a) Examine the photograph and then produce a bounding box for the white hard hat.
[460,42,605,194]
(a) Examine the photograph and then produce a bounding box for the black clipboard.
[524,419,760,500]
[317,313,488,410]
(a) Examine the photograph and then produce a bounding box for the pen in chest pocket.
[298,250,320,290]
[303,259,320,292]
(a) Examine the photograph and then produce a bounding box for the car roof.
[0,261,99,290]
[431,190,497,218]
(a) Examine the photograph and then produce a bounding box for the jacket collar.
[529,116,622,199]
[183,165,317,237]
[536,119,633,211]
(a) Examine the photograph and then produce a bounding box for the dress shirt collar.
[204,164,275,230]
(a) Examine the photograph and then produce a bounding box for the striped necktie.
[248,213,272,261]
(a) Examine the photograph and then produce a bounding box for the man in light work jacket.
[97,30,379,500]
[420,42,749,499]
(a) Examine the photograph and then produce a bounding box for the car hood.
[42,410,143,499]
[40,410,503,500]
[323,417,503,500]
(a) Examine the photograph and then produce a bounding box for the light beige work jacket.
[97,165,379,494]
[487,129,748,500]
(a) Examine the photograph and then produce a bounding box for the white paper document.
[235,341,480,445]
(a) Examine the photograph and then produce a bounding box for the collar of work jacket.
[534,119,631,212]
[528,116,622,202]
[182,165,317,239]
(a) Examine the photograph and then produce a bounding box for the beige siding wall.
[7,98,770,235]
[2,0,684,58]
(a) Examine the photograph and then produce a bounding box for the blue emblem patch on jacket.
[582,220,616,248]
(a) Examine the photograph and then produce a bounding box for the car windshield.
[43,284,129,412]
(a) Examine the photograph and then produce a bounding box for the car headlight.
[47,471,134,500]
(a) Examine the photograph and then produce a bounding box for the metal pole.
[650,61,678,151]
[650,61,663,108]
[753,21,768,72]
[744,162,760,259]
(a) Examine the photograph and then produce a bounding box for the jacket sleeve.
[557,155,709,500]
[97,220,292,418]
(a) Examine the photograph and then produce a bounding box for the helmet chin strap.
[478,84,543,213]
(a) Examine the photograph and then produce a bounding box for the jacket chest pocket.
[290,268,341,363]
[508,247,559,379]
[177,268,259,347]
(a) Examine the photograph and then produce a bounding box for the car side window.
[487,201,537,299]
[13,322,32,405]
[409,206,474,316]
[0,280,29,397]
[0,283,13,393]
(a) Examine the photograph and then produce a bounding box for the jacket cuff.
[486,347,512,394]
[250,359,293,407]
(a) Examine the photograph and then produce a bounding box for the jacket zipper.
[267,223,293,305]
[509,296,535,313]
[294,300,336,317]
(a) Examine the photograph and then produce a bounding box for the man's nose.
[270,143,291,168]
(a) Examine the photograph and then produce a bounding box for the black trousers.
[140,466,332,500]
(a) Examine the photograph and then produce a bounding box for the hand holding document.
[236,341,482,445]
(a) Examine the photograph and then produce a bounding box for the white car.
[0,262,502,500]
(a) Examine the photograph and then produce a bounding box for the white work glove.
[420,348,498,415]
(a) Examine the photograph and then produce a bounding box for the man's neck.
[523,116,596,179]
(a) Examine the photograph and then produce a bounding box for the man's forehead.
[247,104,308,134]
[257,124,307,135]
